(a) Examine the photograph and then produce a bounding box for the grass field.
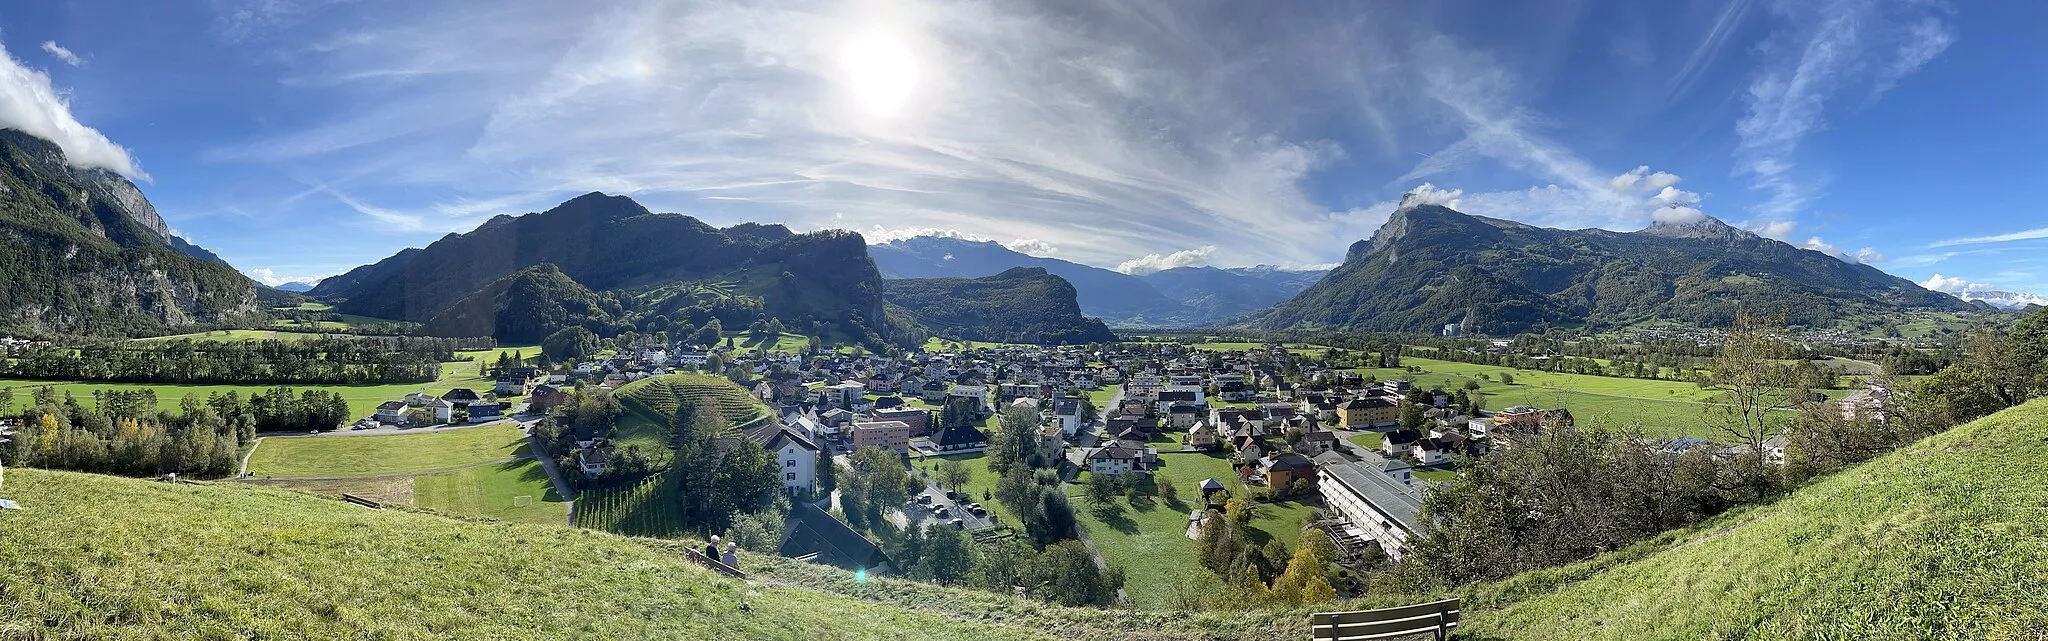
[1071,451,1317,609]
[1342,356,1847,439]
[1448,397,2048,639]
[921,337,1037,352]
[132,329,339,343]
[731,331,811,354]
[245,422,529,477]
[413,458,567,526]
[0,344,538,419]
[3,469,1319,640]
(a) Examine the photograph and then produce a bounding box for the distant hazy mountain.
[1138,265,1327,323]
[869,236,1323,326]
[273,281,319,293]
[0,128,259,336]
[870,237,1178,323]
[883,267,1116,345]
[1248,202,1972,334]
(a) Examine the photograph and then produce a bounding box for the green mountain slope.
[883,267,1116,345]
[0,129,259,336]
[0,468,1301,640]
[1455,398,2048,639]
[1248,202,1972,333]
[312,192,890,344]
[421,263,619,342]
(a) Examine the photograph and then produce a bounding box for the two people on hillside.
[704,535,740,570]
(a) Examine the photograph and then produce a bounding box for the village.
[304,331,1897,604]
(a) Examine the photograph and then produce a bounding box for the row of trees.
[0,336,468,384]
[0,385,340,477]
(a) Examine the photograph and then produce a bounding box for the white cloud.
[0,38,145,178]
[1003,238,1057,256]
[1652,206,1707,224]
[40,41,81,66]
[1733,0,1954,219]
[1401,183,1464,208]
[244,267,333,287]
[1917,274,2048,309]
[1115,246,1216,275]
[863,226,991,244]
[1749,220,1798,240]
[1930,226,2048,248]
[1853,247,1885,263]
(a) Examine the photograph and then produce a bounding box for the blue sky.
[2,0,2043,304]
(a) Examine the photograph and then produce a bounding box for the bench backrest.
[1311,598,1461,641]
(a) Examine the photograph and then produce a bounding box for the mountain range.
[1248,202,1974,334]
[0,129,259,336]
[868,236,1326,327]
[308,192,900,346]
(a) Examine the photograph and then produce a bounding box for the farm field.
[1070,451,1316,609]
[413,458,568,526]
[245,422,529,477]
[920,337,1036,352]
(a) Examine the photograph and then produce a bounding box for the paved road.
[524,432,578,525]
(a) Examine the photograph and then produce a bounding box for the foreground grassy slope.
[1458,398,2048,640]
[0,469,1302,640]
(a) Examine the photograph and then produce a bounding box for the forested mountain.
[869,236,1322,326]
[1248,202,1973,334]
[883,267,1116,345]
[421,264,619,344]
[0,129,259,336]
[311,192,893,345]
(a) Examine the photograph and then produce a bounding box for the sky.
[1,0,2044,303]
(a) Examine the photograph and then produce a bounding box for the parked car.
[933,506,950,517]
[917,495,933,505]
[949,518,966,530]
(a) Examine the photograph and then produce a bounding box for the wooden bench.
[340,494,382,509]
[685,548,748,579]
[1312,598,1460,641]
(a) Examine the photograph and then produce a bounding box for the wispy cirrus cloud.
[1929,226,2048,248]
[1733,0,1954,219]
[40,41,81,66]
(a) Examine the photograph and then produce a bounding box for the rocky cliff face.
[0,129,260,336]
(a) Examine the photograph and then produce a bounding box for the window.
[786,459,796,468]
[786,473,796,481]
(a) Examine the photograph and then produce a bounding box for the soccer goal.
[513,496,534,508]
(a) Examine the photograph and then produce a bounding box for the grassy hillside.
[0,468,1304,640]
[1452,398,2048,639]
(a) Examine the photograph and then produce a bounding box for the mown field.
[245,422,529,477]
[2,468,1314,640]
[0,344,539,419]
[412,458,567,526]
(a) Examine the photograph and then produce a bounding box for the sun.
[839,29,920,117]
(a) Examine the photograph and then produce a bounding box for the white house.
[1052,398,1083,436]
[374,401,407,425]
[764,428,821,495]
[1084,445,1144,476]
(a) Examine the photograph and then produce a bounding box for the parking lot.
[905,481,997,531]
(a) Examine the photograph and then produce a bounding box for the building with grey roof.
[1320,459,1426,560]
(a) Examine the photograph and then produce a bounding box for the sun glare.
[839,29,920,117]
